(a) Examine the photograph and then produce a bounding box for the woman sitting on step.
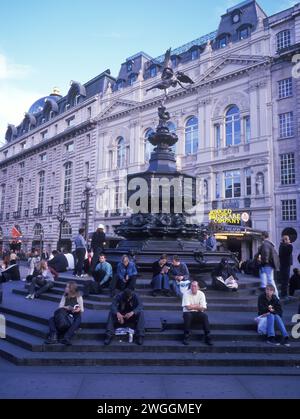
[45,281,84,346]
[25,261,54,299]
[151,254,171,297]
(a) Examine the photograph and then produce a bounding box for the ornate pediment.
[97,99,139,121]
[195,54,271,85]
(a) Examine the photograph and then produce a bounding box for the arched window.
[61,221,72,238]
[185,116,199,155]
[38,171,45,214]
[225,105,241,146]
[63,162,72,208]
[17,178,24,213]
[33,223,43,237]
[67,81,86,107]
[144,128,155,161]
[117,137,126,168]
[256,172,264,196]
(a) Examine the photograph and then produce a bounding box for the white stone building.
[0,0,300,261]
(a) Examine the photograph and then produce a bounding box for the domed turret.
[28,88,62,115]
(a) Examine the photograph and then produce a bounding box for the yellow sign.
[209,209,241,224]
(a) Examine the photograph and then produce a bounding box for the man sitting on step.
[182,281,213,346]
[104,288,145,346]
[109,255,138,298]
[83,253,113,297]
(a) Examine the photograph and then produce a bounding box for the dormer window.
[128,73,137,86]
[127,61,133,72]
[116,79,124,90]
[149,66,157,78]
[218,36,228,48]
[238,26,251,40]
[191,49,199,61]
[75,94,81,105]
[171,57,177,68]
[65,103,70,111]
[49,111,55,119]
[41,118,46,124]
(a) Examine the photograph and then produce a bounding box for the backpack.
[54,308,73,332]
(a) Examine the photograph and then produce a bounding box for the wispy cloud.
[0,53,41,146]
[0,53,32,80]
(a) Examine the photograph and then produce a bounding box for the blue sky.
[0,0,298,144]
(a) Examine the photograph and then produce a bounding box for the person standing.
[91,224,106,271]
[182,281,213,346]
[74,228,87,278]
[279,235,293,301]
[254,231,280,298]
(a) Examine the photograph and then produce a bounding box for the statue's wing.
[176,71,194,84]
[163,48,172,70]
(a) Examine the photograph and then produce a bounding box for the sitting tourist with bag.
[45,281,84,346]
[211,258,239,291]
[25,261,54,299]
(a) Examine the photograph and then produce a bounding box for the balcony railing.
[33,206,43,216]
[13,210,21,219]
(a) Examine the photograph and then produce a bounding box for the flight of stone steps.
[0,271,300,371]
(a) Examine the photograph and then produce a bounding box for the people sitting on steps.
[211,257,239,291]
[83,253,113,297]
[169,255,190,298]
[109,255,138,298]
[254,231,280,298]
[26,249,41,283]
[0,253,21,282]
[45,281,84,346]
[182,281,213,346]
[48,250,68,274]
[104,288,145,346]
[25,260,54,300]
[151,254,171,297]
[257,284,290,347]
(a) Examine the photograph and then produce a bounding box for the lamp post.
[84,179,92,242]
[56,204,66,251]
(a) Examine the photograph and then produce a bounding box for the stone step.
[1,339,300,367]
[13,288,258,312]
[29,283,256,305]
[4,326,300,355]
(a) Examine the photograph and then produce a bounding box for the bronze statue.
[146,48,194,100]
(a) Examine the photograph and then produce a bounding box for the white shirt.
[182,290,207,312]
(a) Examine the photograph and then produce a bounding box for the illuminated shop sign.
[209,209,249,225]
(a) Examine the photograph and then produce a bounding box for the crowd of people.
[0,226,299,348]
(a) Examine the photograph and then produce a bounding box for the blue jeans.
[170,280,182,297]
[151,274,170,291]
[259,266,279,298]
[267,313,288,338]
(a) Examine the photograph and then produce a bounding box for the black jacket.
[48,254,68,272]
[110,292,143,316]
[279,243,293,268]
[152,260,170,277]
[91,231,106,252]
[258,293,282,317]
[255,240,280,270]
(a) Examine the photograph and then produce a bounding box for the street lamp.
[84,178,92,242]
[56,204,66,251]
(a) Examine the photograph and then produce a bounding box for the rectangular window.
[40,153,47,162]
[225,171,241,198]
[87,107,92,118]
[19,161,25,169]
[38,171,45,213]
[85,162,90,177]
[3,151,8,159]
[245,116,251,143]
[17,179,24,213]
[0,184,6,213]
[245,168,252,196]
[20,142,26,150]
[65,142,74,152]
[278,78,293,99]
[281,199,297,221]
[215,173,221,199]
[280,153,295,185]
[66,116,75,127]
[215,124,221,148]
[41,130,48,141]
[279,112,294,138]
[64,162,72,208]
[277,30,291,51]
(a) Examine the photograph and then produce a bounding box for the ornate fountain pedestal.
[105,104,237,277]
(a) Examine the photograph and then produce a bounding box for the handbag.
[255,315,267,335]
[54,308,73,332]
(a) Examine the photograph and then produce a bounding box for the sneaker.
[30,294,35,300]
[281,337,291,347]
[204,335,213,346]
[104,335,112,346]
[25,294,32,299]
[136,336,144,346]
[266,336,279,345]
